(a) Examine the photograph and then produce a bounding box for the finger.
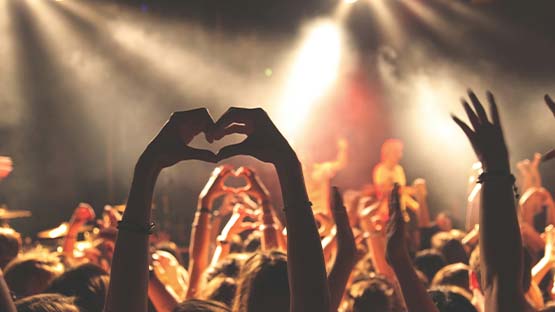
[451,115,476,142]
[211,107,253,141]
[183,147,217,163]
[545,94,555,117]
[331,186,345,218]
[468,90,489,124]
[172,108,215,134]
[487,91,501,127]
[214,124,252,141]
[217,141,251,161]
[462,99,481,130]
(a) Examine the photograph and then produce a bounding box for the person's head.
[344,274,395,312]
[204,253,247,283]
[435,213,453,232]
[5,253,64,299]
[0,227,21,269]
[233,250,289,312]
[431,263,471,293]
[173,299,230,312]
[414,249,447,282]
[243,231,261,253]
[15,293,79,312]
[46,263,109,312]
[200,276,237,308]
[428,286,477,312]
[431,233,468,265]
[380,139,403,164]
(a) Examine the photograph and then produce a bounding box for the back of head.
[344,274,395,312]
[204,253,248,283]
[431,232,468,265]
[428,286,477,312]
[431,263,471,293]
[4,253,63,299]
[15,293,79,312]
[414,249,447,282]
[174,299,230,312]
[0,227,21,269]
[233,250,289,312]
[200,276,237,308]
[46,263,109,312]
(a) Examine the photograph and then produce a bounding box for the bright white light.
[277,20,343,140]
[344,0,358,3]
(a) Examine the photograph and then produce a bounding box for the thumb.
[182,147,217,163]
[217,142,250,161]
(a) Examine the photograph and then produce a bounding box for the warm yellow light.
[344,0,358,3]
[277,19,343,140]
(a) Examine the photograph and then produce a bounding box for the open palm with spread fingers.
[451,90,509,173]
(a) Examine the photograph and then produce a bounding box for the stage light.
[277,19,343,141]
[344,0,358,4]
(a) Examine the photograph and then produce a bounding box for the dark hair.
[414,249,447,282]
[431,263,471,293]
[345,274,395,312]
[173,299,230,312]
[200,276,237,308]
[4,254,62,299]
[204,253,247,283]
[243,231,261,253]
[46,263,109,312]
[428,286,477,312]
[0,227,21,269]
[233,250,289,312]
[431,232,468,265]
[15,293,79,312]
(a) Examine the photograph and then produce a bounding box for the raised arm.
[452,90,527,312]
[187,165,232,299]
[386,184,439,312]
[104,109,217,312]
[62,203,96,259]
[327,187,357,311]
[0,269,15,312]
[214,107,331,312]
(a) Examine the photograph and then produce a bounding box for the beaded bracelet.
[476,171,520,200]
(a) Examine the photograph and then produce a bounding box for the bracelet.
[282,200,312,212]
[476,172,520,200]
[117,221,156,235]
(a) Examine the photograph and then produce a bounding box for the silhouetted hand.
[141,108,217,169]
[209,108,295,165]
[236,166,270,203]
[385,184,407,264]
[452,91,509,173]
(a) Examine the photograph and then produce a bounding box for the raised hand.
[385,184,407,263]
[0,156,13,180]
[198,165,234,209]
[236,166,270,203]
[209,107,295,164]
[451,90,509,173]
[70,203,96,224]
[141,108,217,169]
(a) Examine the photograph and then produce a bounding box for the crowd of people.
[0,92,554,312]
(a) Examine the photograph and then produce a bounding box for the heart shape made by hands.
[221,169,251,194]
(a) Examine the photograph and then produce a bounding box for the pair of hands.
[199,165,270,209]
[140,107,295,170]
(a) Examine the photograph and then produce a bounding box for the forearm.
[416,194,431,227]
[260,203,280,250]
[328,213,356,311]
[366,235,396,281]
[481,178,526,310]
[105,161,160,312]
[531,257,552,285]
[0,270,15,312]
[275,157,330,312]
[148,275,180,312]
[186,209,212,299]
[390,255,438,312]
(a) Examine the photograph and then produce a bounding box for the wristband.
[117,221,156,235]
[476,172,520,200]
